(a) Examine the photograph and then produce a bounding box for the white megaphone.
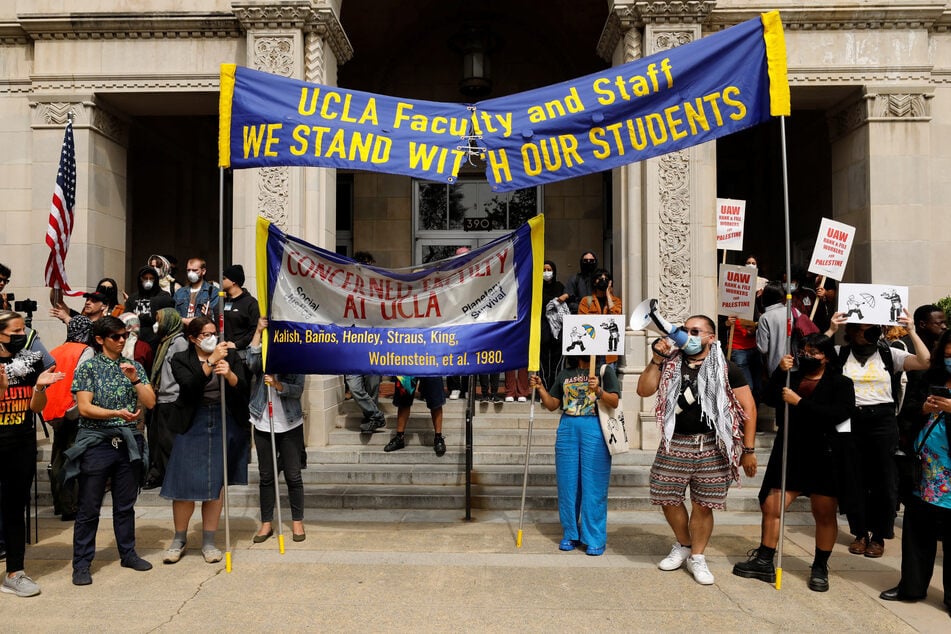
[630,298,690,353]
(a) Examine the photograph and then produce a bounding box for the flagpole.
[218,166,233,572]
[776,115,793,590]
[516,375,537,548]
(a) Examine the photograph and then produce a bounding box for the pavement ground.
[4,506,949,633]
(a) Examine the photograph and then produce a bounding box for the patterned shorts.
[650,432,731,510]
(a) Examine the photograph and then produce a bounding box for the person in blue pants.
[531,357,619,555]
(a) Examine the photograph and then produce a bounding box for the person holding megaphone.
[636,311,757,585]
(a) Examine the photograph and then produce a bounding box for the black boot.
[808,563,829,592]
[732,548,776,583]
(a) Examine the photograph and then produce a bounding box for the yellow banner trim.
[761,11,791,117]
[218,63,236,168]
[527,214,545,372]
[256,215,271,365]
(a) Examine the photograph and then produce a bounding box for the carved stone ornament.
[232,2,313,30]
[32,101,82,126]
[92,106,129,146]
[653,30,692,52]
[623,27,642,64]
[651,27,696,322]
[633,1,716,25]
[828,90,933,142]
[30,100,128,145]
[657,149,691,321]
[868,92,933,120]
[305,31,325,84]
[233,2,352,65]
[253,36,295,77]
[258,167,289,227]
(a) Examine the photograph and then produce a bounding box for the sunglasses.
[105,332,128,341]
[686,328,712,336]
[0,277,8,284]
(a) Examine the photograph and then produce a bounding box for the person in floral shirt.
[880,328,951,615]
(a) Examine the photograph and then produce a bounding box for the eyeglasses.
[105,332,128,341]
[687,328,712,336]
[197,331,216,339]
[0,277,8,284]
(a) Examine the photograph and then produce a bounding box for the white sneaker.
[163,545,185,564]
[686,555,715,585]
[202,547,223,564]
[448,390,461,400]
[1,571,40,597]
[658,543,691,571]
[517,396,527,402]
[504,396,515,402]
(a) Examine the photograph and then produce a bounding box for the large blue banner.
[220,13,789,192]
[255,216,544,376]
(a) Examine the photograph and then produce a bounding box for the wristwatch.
[34,385,46,393]
[206,359,216,367]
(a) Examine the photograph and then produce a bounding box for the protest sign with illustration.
[837,283,909,325]
[561,314,626,357]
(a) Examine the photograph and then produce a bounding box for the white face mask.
[745,263,757,269]
[542,271,553,282]
[198,334,217,353]
[152,322,160,334]
[142,280,154,290]
[187,271,201,284]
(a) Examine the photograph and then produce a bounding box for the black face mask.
[798,356,823,373]
[851,342,877,358]
[4,333,27,354]
[862,326,882,343]
[594,278,609,291]
[580,259,597,275]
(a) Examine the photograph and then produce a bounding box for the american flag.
[45,121,82,295]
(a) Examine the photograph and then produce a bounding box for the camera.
[14,298,37,313]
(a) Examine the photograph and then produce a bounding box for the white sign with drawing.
[715,198,746,251]
[561,314,626,357]
[837,283,909,325]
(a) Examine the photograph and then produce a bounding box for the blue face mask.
[682,334,704,356]
[944,358,951,374]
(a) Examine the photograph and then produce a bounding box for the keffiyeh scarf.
[655,341,747,479]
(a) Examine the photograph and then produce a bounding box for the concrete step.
[32,480,797,512]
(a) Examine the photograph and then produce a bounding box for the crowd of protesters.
[2,247,951,618]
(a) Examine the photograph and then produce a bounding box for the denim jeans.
[729,347,761,400]
[345,374,382,420]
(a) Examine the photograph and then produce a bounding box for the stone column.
[232,1,352,447]
[599,1,717,448]
[827,86,934,303]
[28,98,130,294]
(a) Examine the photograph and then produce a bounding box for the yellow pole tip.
[278,534,286,554]
[516,531,523,548]
[225,552,233,572]
[775,567,782,590]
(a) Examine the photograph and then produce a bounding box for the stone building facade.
[1,0,948,447]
